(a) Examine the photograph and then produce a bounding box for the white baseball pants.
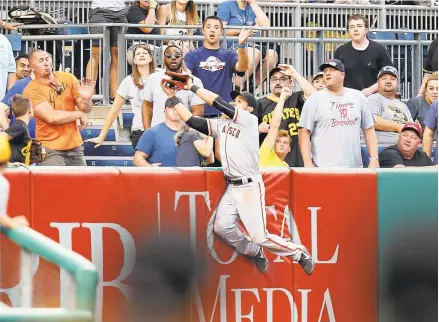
[212,175,303,261]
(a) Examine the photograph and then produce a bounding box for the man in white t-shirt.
[0,137,28,228]
[144,46,204,128]
[0,34,16,100]
[298,59,379,168]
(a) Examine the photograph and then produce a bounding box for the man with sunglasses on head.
[23,50,95,166]
[257,64,316,167]
[143,45,204,129]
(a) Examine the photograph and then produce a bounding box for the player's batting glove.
[164,71,192,90]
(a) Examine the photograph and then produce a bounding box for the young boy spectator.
[15,54,30,80]
[379,122,435,168]
[0,136,29,228]
[184,16,252,116]
[0,95,33,165]
[133,97,181,167]
[334,14,393,96]
[368,66,413,146]
[423,100,438,164]
[311,72,326,91]
[258,64,315,167]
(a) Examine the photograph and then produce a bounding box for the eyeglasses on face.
[165,53,182,59]
[270,77,290,83]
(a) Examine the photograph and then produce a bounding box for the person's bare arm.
[138,0,157,34]
[418,73,430,96]
[157,5,169,35]
[133,150,161,167]
[362,83,379,97]
[298,128,314,167]
[262,87,290,149]
[34,101,84,125]
[223,22,241,36]
[75,97,93,113]
[249,1,270,27]
[363,126,380,168]
[7,73,16,90]
[194,136,213,158]
[278,64,316,99]
[374,115,403,132]
[0,102,10,130]
[142,100,153,130]
[235,29,254,73]
[422,126,435,157]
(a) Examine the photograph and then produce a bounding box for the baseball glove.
[163,71,191,90]
[27,139,46,165]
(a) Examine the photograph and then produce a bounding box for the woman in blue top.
[217,0,277,93]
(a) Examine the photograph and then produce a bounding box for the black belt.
[225,176,253,186]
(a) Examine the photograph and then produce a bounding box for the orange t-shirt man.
[23,71,83,150]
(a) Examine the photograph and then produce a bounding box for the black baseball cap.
[230,91,259,116]
[378,66,400,79]
[269,67,283,79]
[319,59,345,72]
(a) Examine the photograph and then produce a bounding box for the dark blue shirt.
[424,100,438,164]
[185,46,239,115]
[2,77,36,138]
[135,122,178,166]
[217,1,258,50]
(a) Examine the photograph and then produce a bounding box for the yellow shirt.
[259,142,289,168]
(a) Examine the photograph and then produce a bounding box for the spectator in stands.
[418,37,437,96]
[86,0,127,100]
[311,72,325,91]
[0,136,29,228]
[334,14,393,96]
[368,66,413,146]
[0,33,16,100]
[258,64,315,167]
[184,16,252,116]
[175,125,214,166]
[157,0,200,55]
[15,54,30,81]
[216,0,277,91]
[144,45,204,129]
[407,72,438,130]
[133,97,181,167]
[85,44,155,149]
[0,95,33,165]
[24,50,94,166]
[423,100,438,164]
[0,19,21,31]
[379,122,435,168]
[259,87,292,168]
[127,0,160,42]
[298,59,379,168]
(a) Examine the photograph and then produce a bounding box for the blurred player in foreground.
[160,72,315,275]
[0,136,29,228]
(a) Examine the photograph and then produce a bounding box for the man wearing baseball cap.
[298,59,379,168]
[379,122,436,168]
[367,66,413,146]
[257,64,315,167]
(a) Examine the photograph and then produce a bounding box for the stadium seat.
[80,126,116,141]
[85,157,134,167]
[122,111,134,128]
[83,141,135,157]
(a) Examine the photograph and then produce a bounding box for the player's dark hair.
[202,16,223,30]
[15,53,28,62]
[11,94,31,118]
[346,14,369,31]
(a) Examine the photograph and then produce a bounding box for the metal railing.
[0,225,98,321]
[9,23,436,102]
[0,0,437,32]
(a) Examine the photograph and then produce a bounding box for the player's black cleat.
[298,247,315,275]
[253,249,268,273]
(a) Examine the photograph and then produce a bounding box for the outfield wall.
[1,167,437,322]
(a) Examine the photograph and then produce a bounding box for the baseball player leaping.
[161,74,315,275]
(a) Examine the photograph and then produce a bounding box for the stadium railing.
[10,23,436,101]
[0,0,437,32]
[0,225,98,321]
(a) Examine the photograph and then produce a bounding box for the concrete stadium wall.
[0,167,437,322]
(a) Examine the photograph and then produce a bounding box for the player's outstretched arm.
[262,87,290,149]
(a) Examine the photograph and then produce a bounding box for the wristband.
[237,43,247,49]
[190,85,200,94]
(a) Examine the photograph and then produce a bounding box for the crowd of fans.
[0,0,437,170]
